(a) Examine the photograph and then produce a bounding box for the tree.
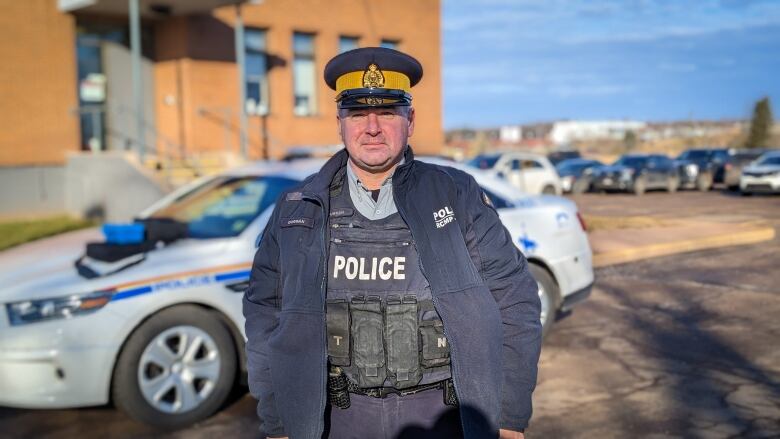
[744,97,774,148]
[623,130,637,152]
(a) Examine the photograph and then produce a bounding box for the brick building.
[0,0,442,167]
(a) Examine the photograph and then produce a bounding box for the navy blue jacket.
[243,148,542,438]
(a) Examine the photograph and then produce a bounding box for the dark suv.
[591,154,679,195]
[674,148,729,191]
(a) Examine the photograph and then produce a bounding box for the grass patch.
[583,215,674,232]
[0,216,96,251]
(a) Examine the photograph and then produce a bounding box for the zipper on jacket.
[302,191,329,438]
[331,237,411,246]
[392,188,466,433]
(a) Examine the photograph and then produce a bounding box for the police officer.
[244,47,542,439]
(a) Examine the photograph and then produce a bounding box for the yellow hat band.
[335,70,411,94]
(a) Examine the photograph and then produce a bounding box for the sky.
[442,0,780,129]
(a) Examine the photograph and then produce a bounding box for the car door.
[519,158,549,194]
[657,156,675,186]
[503,158,525,191]
[645,156,662,188]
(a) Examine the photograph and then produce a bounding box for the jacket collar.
[302,146,415,196]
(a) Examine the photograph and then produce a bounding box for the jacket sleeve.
[462,175,543,431]
[243,201,286,438]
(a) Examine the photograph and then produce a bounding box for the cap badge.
[362,63,385,88]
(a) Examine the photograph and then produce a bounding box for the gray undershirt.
[346,158,405,220]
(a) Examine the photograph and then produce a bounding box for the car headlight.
[620,168,635,179]
[686,164,698,175]
[6,291,113,326]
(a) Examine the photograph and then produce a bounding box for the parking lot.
[1,190,779,438]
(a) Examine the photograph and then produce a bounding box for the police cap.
[324,47,423,109]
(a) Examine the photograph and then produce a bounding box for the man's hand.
[499,429,525,439]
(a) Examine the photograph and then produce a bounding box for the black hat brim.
[336,88,412,109]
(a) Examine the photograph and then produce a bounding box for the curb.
[593,226,776,267]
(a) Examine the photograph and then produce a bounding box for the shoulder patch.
[481,191,494,208]
[286,192,303,201]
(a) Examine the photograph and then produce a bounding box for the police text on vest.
[333,256,406,280]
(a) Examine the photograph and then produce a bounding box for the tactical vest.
[325,180,451,390]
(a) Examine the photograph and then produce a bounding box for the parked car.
[740,151,780,195]
[674,148,729,191]
[723,148,774,190]
[547,149,581,166]
[0,158,593,428]
[467,151,563,195]
[555,158,604,194]
[591,154,679,195]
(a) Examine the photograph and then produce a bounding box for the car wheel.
[541,185,556,195]
[666,176,679,193]
[529,263,559,337]
[112,305,237,429]
[632,177,646,195]
[740,190,752,197]
[727,184,739,191]
[696,173,713,191]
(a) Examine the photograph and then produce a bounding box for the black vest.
[325,179,451,390]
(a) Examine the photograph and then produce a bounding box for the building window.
[380,39,399,49]
[245,29,269,115]
[293,32,317,116]
[339,35,359,53]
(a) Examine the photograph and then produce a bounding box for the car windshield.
[557,161,596,174]
[678,150,710,160]
[150,176,298,238]
[613,156,647,167]
[467,154,501,170]
[733,151,765,162]
[757,156,780,166]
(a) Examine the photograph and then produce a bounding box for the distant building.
[499,125,522,143]
[550,120,646,145]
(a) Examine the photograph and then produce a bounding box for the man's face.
[337,106,415,173]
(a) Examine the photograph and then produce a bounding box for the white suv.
[467,151,563,195]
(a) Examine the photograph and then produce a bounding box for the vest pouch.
[350,296,387,387]
[326,299,350,366]
[419,319,450,368]
[385,295,422,389]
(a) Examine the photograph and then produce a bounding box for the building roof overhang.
[58,0,253,18]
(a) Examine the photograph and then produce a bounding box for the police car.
[0,158,593,428]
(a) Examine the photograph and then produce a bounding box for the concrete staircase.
[142,151,246,188]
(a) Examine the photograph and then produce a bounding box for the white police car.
[0,158,593,428]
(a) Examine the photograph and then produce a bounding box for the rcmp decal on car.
[518,231,538,254]
[108,263,252,301]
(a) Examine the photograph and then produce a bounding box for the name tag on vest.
[281,217,313,228]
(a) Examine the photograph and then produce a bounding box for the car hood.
[744,164,780,173]
[0,228,238,304]
[595,164,631,174]
[556,169,578,177]
[511,194,577,214]
[0,228,103,302]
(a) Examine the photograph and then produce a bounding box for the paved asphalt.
[1,190,778,438]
